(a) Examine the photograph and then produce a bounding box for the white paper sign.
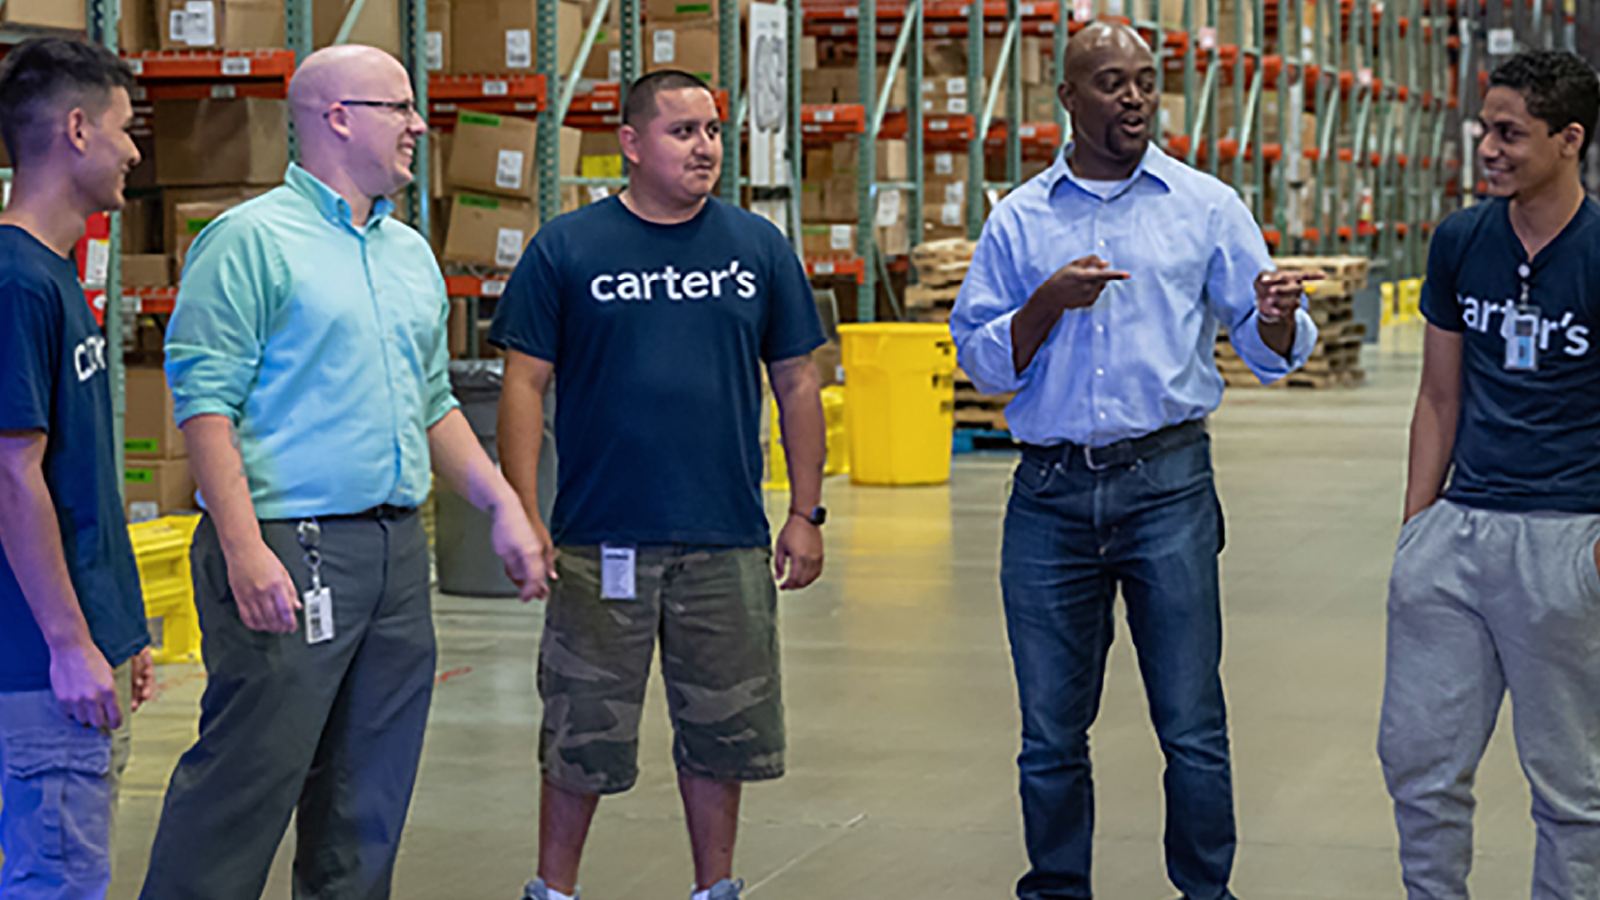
[830,225,853,250]
[940,203,963,226]
[654,29,677,64]
[934,152,955,175]
[495,228,525,268]
[426,32,444,70]
[221,57,250,76]
[748,3,790,187]
[506,29,533,68]
[608,49,622,82]
[482,279,508,297]
[84,239,110,289]
[181,1,216,45]
[947,96,969,114]
[483,80,509,96]
[875,189,902,227]
[588,185,611,203]
[495,149,525,190]
[1488,28,1515,55]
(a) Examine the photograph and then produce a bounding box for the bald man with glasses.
[138,46,548,900]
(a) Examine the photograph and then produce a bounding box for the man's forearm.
[429,409,520,516]
[1257,316,1297,360]
[775,376,826,514]
[0,446,94,652]
[1404,393,1458,520]
[1010,295,1065,376]
[183,415,265,555]
[497,378,547,526]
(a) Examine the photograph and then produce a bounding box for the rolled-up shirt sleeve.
[950,215,1031,395]
[164,216,282,426]
[423,268,461,427]
[1204,195,1318,383]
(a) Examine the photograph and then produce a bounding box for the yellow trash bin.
[128,514,203,664]
[838,323,956,486]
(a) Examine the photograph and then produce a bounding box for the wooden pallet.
[911,238,977,268]
[954,406,1010,429]
[913,260,970,288]
[906,283,962,308]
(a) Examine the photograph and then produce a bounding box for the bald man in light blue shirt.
[141,46,549,900]
[950,23,1320,900]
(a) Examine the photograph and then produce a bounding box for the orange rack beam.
[804,256,867,284]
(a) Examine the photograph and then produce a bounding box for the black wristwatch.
[791,506,827,527]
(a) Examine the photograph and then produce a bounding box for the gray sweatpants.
[139,511,436,900]
[1379,499,1600,900]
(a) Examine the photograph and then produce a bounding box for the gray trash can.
[436,359,557,597]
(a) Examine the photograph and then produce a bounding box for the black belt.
[264,504,418,524]
[1020,419,1207,472]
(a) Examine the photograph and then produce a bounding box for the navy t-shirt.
[0,225,148,692]
[1421,197,1600,512]
[490,196,825,547]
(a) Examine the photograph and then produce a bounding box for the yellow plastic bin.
[128,514,203,664]
[838,323,956,486]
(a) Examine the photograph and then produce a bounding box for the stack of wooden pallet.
[906,238,975,324]
[953,368,1012,431]
[1215,255,1370,389]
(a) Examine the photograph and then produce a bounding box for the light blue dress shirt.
[949,144,1317,448]
[165,164,459,519]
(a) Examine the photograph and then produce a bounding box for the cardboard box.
[158,0,286,50]
[172,199,237,269]
[153,98,288,187]
[801,223,855,256]
[926,151,967,180]
[822,174,857,222]
[427,0,451,70]
[121,254,173,287]
[645,21,718,84]
[830,139,857,175]
[1,0,86,28]
[121,196,161,254]
[925,40,967,77]
[1025,83,1058,122]
[121,0,157,52]
[125,458,195,522]
[876,219,909,257]
[450,0,582,76]
[800,183,823,220]
[446,111,539,199]
[803,147,832,180]
[560,126,583,175]
[125,367,187,460]
[448,298,468,357]
[877,140,908,180]
[443,193,537,268]
[162,185,269,254]
[315,0,402,56]
[646,0,717,20]
[799,35,817,71]
[583,36,620,80]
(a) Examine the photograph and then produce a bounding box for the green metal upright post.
[788,0,803,255]
[403,0,431,236]
[287,0,313,163]
[89,0,124,495]
[720,0,741,205]
[910,0,925,252]
[1054,4,1067,138]
[966,0,984,239]
[1006,0,1022,189]
[620,0,640,105]
[1203,0,1217,177]
[857,0,876,320]
[536,0,559,224]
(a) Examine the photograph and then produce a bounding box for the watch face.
[811,506,828,526]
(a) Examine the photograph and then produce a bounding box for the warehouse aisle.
[105,339,1539,899]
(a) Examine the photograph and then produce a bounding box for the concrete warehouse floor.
[90,324,1542,898]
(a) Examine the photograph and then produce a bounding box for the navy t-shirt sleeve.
[760,225,826,363]
[1420,217,1464,332]
[0,280,59,433]
[490,231,564,363]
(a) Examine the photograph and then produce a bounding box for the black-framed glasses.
[336,99,419,116]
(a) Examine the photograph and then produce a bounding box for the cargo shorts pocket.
[3,727,114,871]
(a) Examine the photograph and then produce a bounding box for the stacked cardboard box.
[156,0,286,50]
[124,368,195,522]
[442,111,540,268]
[450,0,583,76]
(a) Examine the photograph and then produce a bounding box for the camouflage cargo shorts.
[538,545,785,795]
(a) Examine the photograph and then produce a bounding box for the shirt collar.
[1048,141,1175,197]
[285,162,395,230]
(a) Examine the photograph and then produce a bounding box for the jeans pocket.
[1395,502,1441,554]
[2,726,113,870]
[1012,458,1057,496]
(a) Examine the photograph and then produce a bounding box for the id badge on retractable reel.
[1505,266,1540,373]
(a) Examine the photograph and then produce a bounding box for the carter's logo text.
[590,260,759,303]
[75,336,108,382]
[1458,295,1591,357]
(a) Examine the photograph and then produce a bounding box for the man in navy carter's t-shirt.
[0,39,153,898]
[1378,51,1600,898]
[492,71,828,900]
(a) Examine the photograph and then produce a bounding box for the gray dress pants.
[140,509,435,900]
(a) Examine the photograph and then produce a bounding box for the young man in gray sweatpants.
[1379,50,1600,900]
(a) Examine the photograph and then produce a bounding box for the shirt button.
[1099,412,1107,419]
[1099,240,1106,247]
[1096,368,1104,376]
[1097,325,1105,333]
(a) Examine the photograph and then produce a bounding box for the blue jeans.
[1001,432,1237,900]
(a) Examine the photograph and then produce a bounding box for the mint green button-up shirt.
[164,164,458,520]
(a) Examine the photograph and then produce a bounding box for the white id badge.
[1505,308,1540,371]
[600,545,637,600]
[304,587,335,644]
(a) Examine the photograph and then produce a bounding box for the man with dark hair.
[950,22,1319,900]
[493,68,827,900]
[0,37,154,899]
[1380,49,1600,900]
